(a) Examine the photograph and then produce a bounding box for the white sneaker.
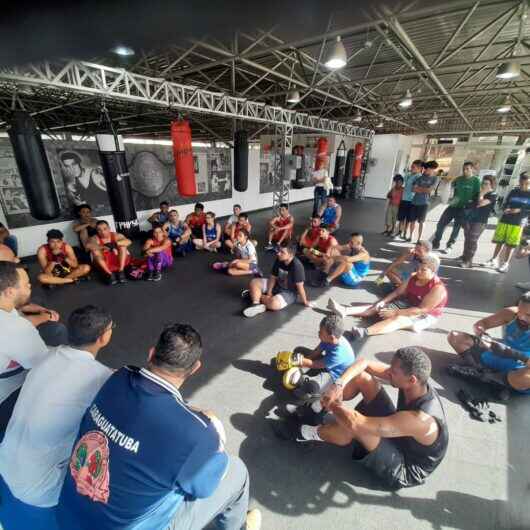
[482,259,498,268]
[497,262,509,273]
[245,509,262,530]
[326,297,346,319]
[243,304,267,318]
[516,281,530,290]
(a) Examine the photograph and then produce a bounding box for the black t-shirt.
[471,191,497,224]
[500,188,530,226]
[271,257,305,292]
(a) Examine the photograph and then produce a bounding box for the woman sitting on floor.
[327,257,447,339]
[193,211,222,252]
[143,226,173,281]
[213,228,258,276]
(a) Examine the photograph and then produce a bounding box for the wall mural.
[259,142,315,194]
[0,139,232,228]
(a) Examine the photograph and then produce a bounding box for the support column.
[272,124,293,214]
[355,131,375,200]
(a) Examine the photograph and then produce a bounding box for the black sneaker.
[117,271,128,284]
[145,271,154,281]
[432,241,440,250]
[152,271,162,282]
[109,273,118,286]
[241,289,250,299]
[265,243,276,252]
[456,389,488,422]
[271,418,309,442]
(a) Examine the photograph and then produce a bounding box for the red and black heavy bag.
[352,142,365,178]
[171,120,196,197]
[8,111,60,220]
[314,137,329,171]
[96,134,140,238]
[234,130,248,192]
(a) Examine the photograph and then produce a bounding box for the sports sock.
[311,400,323,413]
[300,424,323,442]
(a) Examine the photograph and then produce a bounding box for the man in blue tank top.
[318,195,342,233]
[323,233,370,287]
[448,292,530,395]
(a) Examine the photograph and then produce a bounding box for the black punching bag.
[96,134,139,238]
[8,111,60,220]
[341,148,354,198]
[333,140,346,192]
[292,145,305,189]
[234,130,248,192]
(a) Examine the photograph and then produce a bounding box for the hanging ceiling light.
[428,112,438,125]
[496,60,521,80]
[324,36,347,70]
[497,96,512,113]
[398,89,413,108]
[110,45,135,56]
[286,90,301,104]
[376,120,384,128]
[352,110,362,122]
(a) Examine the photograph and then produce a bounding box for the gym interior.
[0,1,529,529]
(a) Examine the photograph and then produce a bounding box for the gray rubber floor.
[11,198,530,530]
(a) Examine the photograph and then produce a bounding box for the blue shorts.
[340,262,370,288]
[480,350,530,395]
[0,475,59,530]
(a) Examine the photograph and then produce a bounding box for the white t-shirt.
[0,345,112,507]
[0,308,49,404]
[227,214,239,225]
[235,240,257,263]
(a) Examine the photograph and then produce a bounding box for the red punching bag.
[171,120,196,197]
[352,142,365,178]
[314,137,329,170]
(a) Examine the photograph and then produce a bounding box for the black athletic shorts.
[397,201,414,222]
[352,389,423,489]
[411,204,429,222]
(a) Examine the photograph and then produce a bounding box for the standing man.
[318,195,342,233]
[410,161,439,243]
[0,306,114,528]
[397,160,423,241]
[56,323,261,530]
[312,162,330,217]
[37,229,91,287]
[243,243,313,317]
[432,162,480,252]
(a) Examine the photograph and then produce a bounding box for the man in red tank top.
[303,225,338,269]
[86,221,132,285]
[185,203,207,239]
[328,258,447,338]
[265,204,294,251]
[37,229,91,287]
[299,216,322,252]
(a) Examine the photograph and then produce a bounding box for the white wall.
[5,145,314,257]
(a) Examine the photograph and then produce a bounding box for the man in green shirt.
[432,162,481,252]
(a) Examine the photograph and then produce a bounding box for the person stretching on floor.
[224,204,242,239]
[265,203,294,251]
[186,202,207,239]
[193,211,222,252]
[298,216,322,254]
[143,226,173,281]
[225,213,253,252]
[243,243,313,317]
[323,233,370,287]
[376,240,440,287]
[213,229,258,277]
[447,292,530,396]
[86,221,131,285]
[318,195,342,233]
[164,209,192,256]
[273,346,448,490]
[328,258,447,339]
[303,224,338,269]
[37,229,91,287]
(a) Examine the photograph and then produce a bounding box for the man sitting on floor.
[213,229,258,277]
[72,203,99,259]
[86,220,132,285]
[37,229,91,287]
[0,243,19,263]
[0,262,67,409]
[377,240,440,287]
[302,224,338,269]
[0,222,18,257]
[265,203,294,251]
[56,323,261,530]
[273,347,449,490]
[328,258,447,339]
[0,305,114,529]
[323,232,371,287]
[223,204,242,239]
[298,216,322,254]
[148,201,170,228]
[447,292,530,395]
[225,212,253,252]
[185,202,207,239]
[318,195,342,233]
[243,243,313,317]
[164,209,192,256]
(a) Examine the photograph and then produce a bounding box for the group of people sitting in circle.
[1,164,530,530]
